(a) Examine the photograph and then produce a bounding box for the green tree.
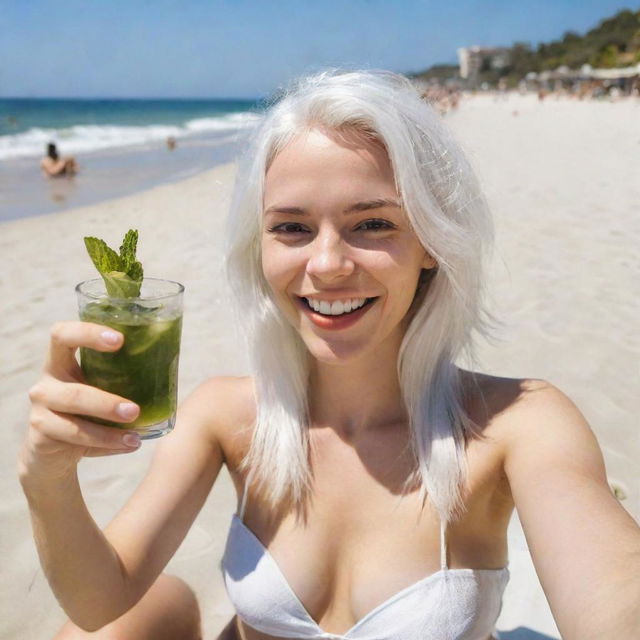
[591,44,621,68]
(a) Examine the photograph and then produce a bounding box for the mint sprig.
[84,229,144,298]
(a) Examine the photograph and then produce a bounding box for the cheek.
[260,241,279,292]
[261,242,298,300]
[373,248,424,287]
[381,255,426,310]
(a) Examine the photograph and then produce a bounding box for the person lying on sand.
[40,142,79,178]
[20,70,640,640]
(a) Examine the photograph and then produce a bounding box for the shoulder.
[178,375,256,467]
[462,372,589,435]
[465,373,607,492]
[182,375,255,417]
[499,378,606,484]
[461,372,603,477]
[485,376,599,460]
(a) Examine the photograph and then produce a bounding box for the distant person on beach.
[166,136,177,151]
[40,142,79,178]
[19,70,640,640]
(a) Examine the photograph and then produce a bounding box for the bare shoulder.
[462,371,607,490]
[499,378,606,483]
[178,375,256,467]
[461,372,604,478]
[486,377,599,461]
[462,372,589,437]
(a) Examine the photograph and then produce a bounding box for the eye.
[356,218,396,231]
[266,222,309,234]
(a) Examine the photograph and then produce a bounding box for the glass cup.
[76,278,184,439]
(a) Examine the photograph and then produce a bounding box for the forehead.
[264,128,397,201]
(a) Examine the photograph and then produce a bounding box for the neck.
[307,329,409,440]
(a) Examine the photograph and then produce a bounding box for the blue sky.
[1,0,636,98]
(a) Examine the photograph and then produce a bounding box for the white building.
[457,46,511,86]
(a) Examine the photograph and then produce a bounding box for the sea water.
[0,98,265,221]
[0,98,263,160]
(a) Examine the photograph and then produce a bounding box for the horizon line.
[0,95,266,102]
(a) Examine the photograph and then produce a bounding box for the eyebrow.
[264,198,401,216]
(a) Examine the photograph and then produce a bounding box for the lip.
[296,296,377,331]
[301,293,376,302]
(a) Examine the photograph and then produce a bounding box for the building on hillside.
[457,46,511,88]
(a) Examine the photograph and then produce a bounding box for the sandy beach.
[1,93,638,639]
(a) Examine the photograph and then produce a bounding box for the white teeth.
[305,297,368,316]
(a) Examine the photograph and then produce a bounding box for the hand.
[19,321,143,483]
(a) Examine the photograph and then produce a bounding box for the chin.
[302,334,372,366]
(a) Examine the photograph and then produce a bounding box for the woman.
[40,142,79,177]
[19,71,640,640]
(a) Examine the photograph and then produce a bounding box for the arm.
[504,381,640,640]
[19,321,242,630]
[40,156,68,177]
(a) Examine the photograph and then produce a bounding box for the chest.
[227,426,512,635]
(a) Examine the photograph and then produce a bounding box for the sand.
[1,93,638,640]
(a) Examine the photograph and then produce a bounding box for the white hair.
[225,69,494,523]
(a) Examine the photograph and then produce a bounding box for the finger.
[29,408,142,452]
[45,321,124,377]
[29,378,140,425]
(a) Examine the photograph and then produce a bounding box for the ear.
[422,252,437,270]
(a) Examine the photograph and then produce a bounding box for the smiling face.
[261,127,436,364]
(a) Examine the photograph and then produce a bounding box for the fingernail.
[122,433,141,448]
[101,330,121,345]
[117,402,139,420]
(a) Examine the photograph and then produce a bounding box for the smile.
[302,297,375,316]
[296,296,378,331]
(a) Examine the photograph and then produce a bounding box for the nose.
[305,227,355,282]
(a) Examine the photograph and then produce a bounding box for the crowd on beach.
[419,87,462,115]
[417,77,640,116]
[535,78,640,101]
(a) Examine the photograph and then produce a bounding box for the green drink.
[76,230,184,439]
[77,279,183,439]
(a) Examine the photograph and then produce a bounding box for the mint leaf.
[84,237,121,273]
[102,271,143,298]
[84,230,143,298]
[128,260,143,283]
[119,229,138,272]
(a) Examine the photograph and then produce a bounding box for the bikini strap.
[238,467,255,522]
[440,519,448,571]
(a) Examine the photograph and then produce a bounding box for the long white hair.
[225,69,493,523]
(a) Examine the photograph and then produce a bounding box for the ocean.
[0,98,263,160]
[0,98,265,221]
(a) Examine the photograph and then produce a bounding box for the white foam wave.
[186,112,262,132]
[0,111,262,161]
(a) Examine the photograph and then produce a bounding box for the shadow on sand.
[498,628,559,640]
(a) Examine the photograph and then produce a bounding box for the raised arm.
[504,381,640,640]
[18,322,231,631]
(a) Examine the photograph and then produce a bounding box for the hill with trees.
[411,8,640,86]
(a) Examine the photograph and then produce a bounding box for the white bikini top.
[221,473,510,640]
